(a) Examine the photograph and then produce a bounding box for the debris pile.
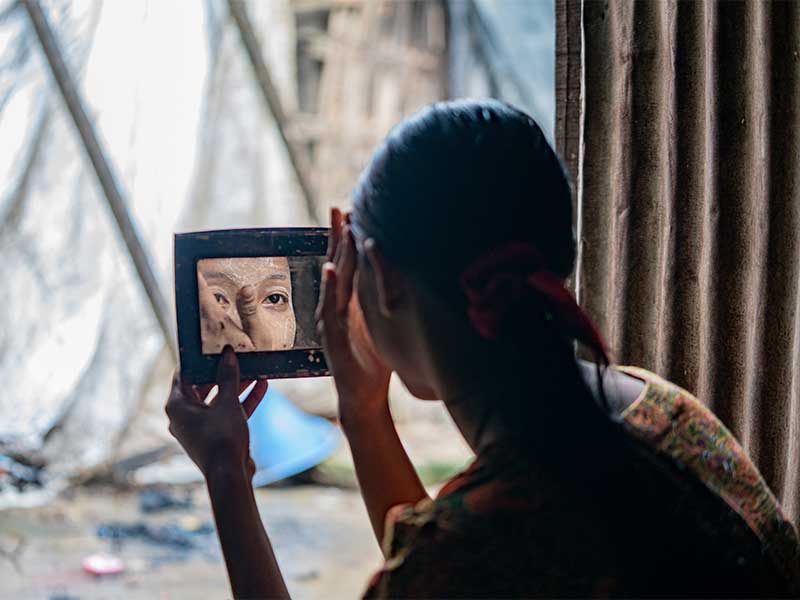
[0,456,43,492]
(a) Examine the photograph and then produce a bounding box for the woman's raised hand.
[317,210,428,544]
[165,346,268,479]
[316,208,392,422]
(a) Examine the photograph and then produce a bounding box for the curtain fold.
[564,0,800,526]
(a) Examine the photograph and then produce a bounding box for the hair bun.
[461,242,609,364]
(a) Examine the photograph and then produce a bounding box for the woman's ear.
[364,238,403,317]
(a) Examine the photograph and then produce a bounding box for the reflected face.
[197,257,296,354]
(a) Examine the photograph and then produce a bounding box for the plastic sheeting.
[448,0,554,141]
[0,0,554,506]
[0,0,311,504]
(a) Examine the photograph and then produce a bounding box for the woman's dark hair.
[351,99,630,477]
[352,99,576,294]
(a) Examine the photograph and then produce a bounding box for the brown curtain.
[557,0,800,526]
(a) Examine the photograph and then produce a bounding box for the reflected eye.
[214,292,230,306]
[263,293,288,306]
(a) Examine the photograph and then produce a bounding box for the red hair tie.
[460,242,609,364]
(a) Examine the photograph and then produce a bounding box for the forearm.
[206,463,290,600]
[341,400,429,550]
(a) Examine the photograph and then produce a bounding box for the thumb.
[216,345,240,403]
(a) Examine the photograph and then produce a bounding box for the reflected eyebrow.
[202,271,235,282]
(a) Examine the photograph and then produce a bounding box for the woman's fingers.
[332,223,345,269]
[168,371,203,406]
[166,371,203,425]
[195,383,216,400]
[172,371,202,404]
[199,378,267,417]
[327,207,343,262]
[179,382,204,405]
[190,379,257,407]
[336,225,357,316]
[166,372,183,417]
[241,379,269,419]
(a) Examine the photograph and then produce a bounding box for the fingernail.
[323,262,335,278]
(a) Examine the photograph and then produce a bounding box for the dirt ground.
[0,482,383,599]
[0,419,472,599]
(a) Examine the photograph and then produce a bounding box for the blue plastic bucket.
[246,386,341,487]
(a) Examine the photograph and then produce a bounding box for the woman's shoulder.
[363,477,610,599]
[363,496,467,599]
[363,447,612,598]
[615,365,800,588]
[364,367,800,597]
[375,452,554,560]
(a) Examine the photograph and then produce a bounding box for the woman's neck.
[411,287,596,456]
[435,344,591,457]
[442,386,511,455]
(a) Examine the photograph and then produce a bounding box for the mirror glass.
[197,256,323,354]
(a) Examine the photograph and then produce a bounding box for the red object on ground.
[82,553,125,576]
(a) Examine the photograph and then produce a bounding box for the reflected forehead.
[200,256,288,269]
[199,257,291,285]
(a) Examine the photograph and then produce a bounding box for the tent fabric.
[563,0,800,526]
[0,0,164,474]
[0,0,555,505]
[448,0,554,141]
[0,0,309,503]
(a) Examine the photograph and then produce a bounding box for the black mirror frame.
[174,227,330,384]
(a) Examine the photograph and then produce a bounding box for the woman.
[166,100,800,598]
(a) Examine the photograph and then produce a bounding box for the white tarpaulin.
[0,0,554,506]
[0,0,313,505]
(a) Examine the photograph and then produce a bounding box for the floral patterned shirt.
[364,367,800,598]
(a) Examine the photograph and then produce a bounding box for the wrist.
[205,455,251,491]
[339,395,392,433]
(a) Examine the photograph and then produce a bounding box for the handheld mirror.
[174,228,329,383]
